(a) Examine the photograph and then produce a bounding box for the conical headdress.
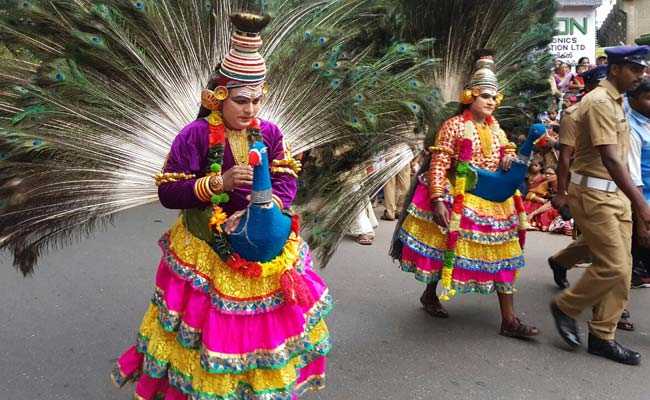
[218,13,270,86]
[468,49,499,94]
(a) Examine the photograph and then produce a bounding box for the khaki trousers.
[383,165,411,218]
[551,235,592,269]
[555,183,633,340]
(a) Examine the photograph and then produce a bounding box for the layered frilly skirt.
[397,180,525,294]
[111,216,331,399]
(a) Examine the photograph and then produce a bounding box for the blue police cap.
[580,65,608,84]
[604,45,649,67]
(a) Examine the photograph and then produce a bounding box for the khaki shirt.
[571,80,630,180]
[558,103,580,147]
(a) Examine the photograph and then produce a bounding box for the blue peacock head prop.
[468,123,547,203]
[518,123,547,160]
[227,141,292,262]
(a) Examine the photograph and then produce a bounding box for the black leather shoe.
[587,334,641,365]
[550,301,581,348]
[548,257,569,289]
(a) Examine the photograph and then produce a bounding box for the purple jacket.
[158,119,297,215]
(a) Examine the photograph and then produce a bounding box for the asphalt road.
[2,204,650,400]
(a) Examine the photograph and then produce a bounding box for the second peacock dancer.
[110,13,331,400]
[391,50,541,339]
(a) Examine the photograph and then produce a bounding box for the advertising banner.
[550,8,597,65]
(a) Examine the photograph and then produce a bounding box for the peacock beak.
[248,149,261,166]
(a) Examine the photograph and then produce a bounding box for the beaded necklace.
[474,121,493,157]
[227,129,251,165]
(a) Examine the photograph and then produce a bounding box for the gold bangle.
[193,177,214,202]
[270,166,299,178]
[429,185,444,195]
[154,171,196,186]
[428,145,454,155]
[208,175,224,193]
[272,194,284,209]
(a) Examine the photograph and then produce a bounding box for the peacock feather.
[0,0,249,273]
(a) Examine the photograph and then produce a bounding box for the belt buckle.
[579,175,589,187]
[606,181,616,192]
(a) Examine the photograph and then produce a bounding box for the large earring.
[495,92,504,106]
[460,89,474,105]
[214,86,229,101]
[201,89,221,111]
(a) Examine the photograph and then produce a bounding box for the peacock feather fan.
[260,0,440,265]
[0,0,249,274]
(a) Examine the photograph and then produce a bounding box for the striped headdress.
[219,13,270,86]
[467,49,499,94]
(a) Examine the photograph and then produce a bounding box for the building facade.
[552,0,603,64]
[598,0,650,46]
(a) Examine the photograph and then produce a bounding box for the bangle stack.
[194,176,219,203]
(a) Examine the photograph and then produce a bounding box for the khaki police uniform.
[383,164,411,219]
[552,103,592,268]
[555,79,633,340]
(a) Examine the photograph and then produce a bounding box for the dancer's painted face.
[470,91,496,119]
[222,86,263,130]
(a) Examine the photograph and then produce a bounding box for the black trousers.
[632,223,650,278]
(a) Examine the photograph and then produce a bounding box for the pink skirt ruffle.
[112,231,331,400]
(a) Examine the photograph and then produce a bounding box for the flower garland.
[439,110,528,301]
[204,111,260,277]
[513,189,528,248]
[204,111,303,279]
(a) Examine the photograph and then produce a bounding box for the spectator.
[381,163,411,221]
[571,63,589,93]
[626,79,650,286]
[596,55,608,65]
[554,62,574,93]
[348,196,378,245]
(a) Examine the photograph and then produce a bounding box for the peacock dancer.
[391,50,540,339]
[110,13,331,400]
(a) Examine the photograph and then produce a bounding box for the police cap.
[604,45,649,67]
[580,65,608,84]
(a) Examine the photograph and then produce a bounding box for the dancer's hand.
[224,210,246,234]
[500,154,516,171]
[432,201,449,228]
[222,165,253,191]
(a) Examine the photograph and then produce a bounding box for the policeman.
[549,65,608,289]
[550,45,650,365]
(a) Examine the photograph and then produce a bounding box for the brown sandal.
[356,234,374,245]
[500,317,540,339]
[420,294,449,318]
